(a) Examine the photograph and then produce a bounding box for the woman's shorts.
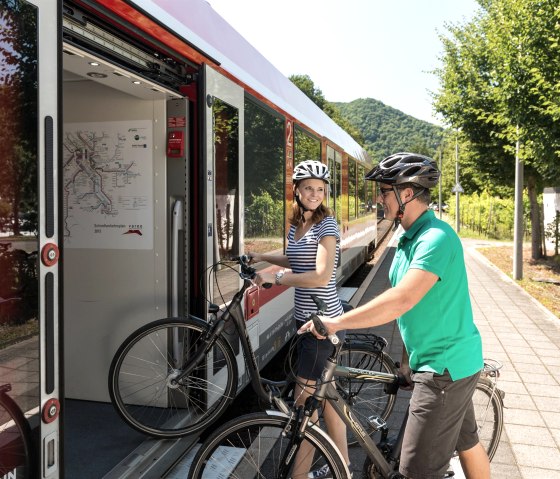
[296,328,346,380]
[399,369,481,479]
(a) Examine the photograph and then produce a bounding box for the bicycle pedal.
[367,415,387,431]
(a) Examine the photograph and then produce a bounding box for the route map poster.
[63,120,154,249]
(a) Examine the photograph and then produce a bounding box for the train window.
[358,165,370,215]
[327,146,336,213]
[212,98,240,304]
[334,151,342,224]
[327,146,342,224]
[294,125,320,164]
[244,99,285,255]
[348,160,357,220]
[0,0,40,444]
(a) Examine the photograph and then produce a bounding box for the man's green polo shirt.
[389,210,483,380]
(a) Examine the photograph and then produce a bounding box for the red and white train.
[0,0,377,476]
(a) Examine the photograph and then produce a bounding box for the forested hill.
[333,98,444,163]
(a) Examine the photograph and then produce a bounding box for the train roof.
[131,0,370,163]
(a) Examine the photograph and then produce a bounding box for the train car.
[0,0,377,477]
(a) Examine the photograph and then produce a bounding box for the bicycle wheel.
[337,343,398,446]
[187,411,349,479]
[472,376,504,460]
[109,317,238,438]
[0,391,34,479]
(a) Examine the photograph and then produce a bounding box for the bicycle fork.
[277,404,316,479]
[170,320,225,386]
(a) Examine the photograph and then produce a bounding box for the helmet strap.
[294,193,310,213]
[392,186,424,228]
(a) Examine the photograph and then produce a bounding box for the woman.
[248,159,350,478]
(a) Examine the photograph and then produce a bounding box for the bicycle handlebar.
[231,255,272,289]
[308,295,340,345]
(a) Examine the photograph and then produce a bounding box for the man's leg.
[458,442,490,479]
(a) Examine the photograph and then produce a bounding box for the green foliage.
[288,75,363,147]
[333,98,444,163]
[447,191,531,240]
[544,210,560,256]
[289,74,444,165]
[245,192,284,238]
[433,0,560,187]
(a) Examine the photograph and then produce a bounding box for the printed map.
[63,121,153,249]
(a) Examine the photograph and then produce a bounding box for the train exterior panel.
[0,0,377,476]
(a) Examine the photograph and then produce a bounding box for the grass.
[0,319,39,349]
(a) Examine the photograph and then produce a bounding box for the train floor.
[64,399,146,478]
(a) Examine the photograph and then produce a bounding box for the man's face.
[377,183,400,220]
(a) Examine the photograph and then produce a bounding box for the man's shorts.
[399,369,481,479]
[296,327,346,380]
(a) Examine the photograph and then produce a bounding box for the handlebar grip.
[312,314,339,345]
[232,254,252,264]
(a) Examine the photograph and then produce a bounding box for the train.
[0,0,377,477]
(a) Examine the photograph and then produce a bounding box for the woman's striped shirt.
[286,216,344,323]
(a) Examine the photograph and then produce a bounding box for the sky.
[206,0,480,125]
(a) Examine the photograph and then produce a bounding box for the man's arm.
[300,267,439,335]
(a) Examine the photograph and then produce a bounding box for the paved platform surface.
[346,236,560,478]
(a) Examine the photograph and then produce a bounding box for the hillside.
[333,98,444,163]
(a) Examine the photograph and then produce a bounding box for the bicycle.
[291,331,398,447]
[108,256,396,439]
[0,383,34,479]
[186,315,505,479]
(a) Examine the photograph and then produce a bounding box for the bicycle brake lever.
[311,314,339,345]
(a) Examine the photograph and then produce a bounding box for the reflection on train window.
[358,165,372,216]
[294,125,320,164]
[0,0,40,434]
[348,160,357,220]
[212,98,239,305]
[244,100,285,256]
[326,146,342,225]
[334,152,342,224]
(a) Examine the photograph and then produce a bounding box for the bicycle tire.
[337,344,398,446]
[109,317,238,438]
[472,376,504,460]
[187,411,350,479]
[0,390,34,479]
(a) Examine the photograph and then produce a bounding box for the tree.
[289,74,365,146]
[0,2,38,236]
[433,0,560,259]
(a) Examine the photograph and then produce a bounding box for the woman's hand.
[255,272,275,287]
[246,251,261,264]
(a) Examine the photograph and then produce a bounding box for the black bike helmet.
[365,152,440,188]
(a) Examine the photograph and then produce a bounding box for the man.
[300,152,490,479]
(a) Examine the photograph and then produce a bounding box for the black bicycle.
[187,314,505,478]
[0,383,34,479]
[108,256,396,439]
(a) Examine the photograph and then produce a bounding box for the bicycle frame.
[173,271,284,405]
[322,351,403,477]
[279,343,505,479]
[273,340,403,479]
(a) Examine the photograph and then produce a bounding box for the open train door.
[201,64,246,376]
[0,0,61,478]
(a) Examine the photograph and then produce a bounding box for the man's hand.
[297,315,336,338]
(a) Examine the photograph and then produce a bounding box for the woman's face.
[296,178,327,210]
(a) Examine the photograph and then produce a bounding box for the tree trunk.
[527,174,542,260]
